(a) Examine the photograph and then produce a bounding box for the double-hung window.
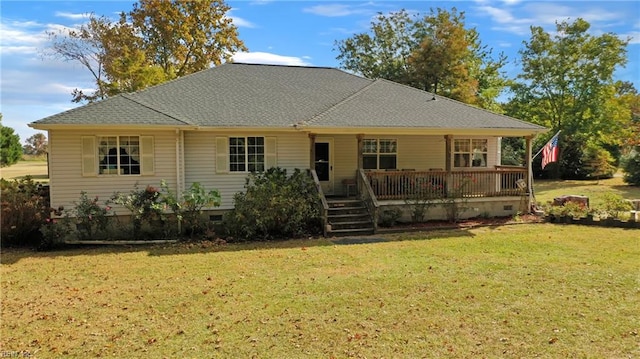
[216,136,276,173]
[454,139,487,168]
[229,137,265,172]
[82,135,154,176]
[362,139,397,170]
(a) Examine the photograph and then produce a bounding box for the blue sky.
[1,0,639,143]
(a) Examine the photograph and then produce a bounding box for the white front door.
[314,138,334,194]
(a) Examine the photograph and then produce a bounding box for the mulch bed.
[381,214,544,232]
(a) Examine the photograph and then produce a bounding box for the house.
[30,63,546,235]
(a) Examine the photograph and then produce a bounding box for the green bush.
[379,207,403,227]
[600,193,633,219]
[70,191,112,240]
[582,144,616,180]
[1,177,50,247]
[622,147,640,186]
[221,168,321,240]
[545,201,589,218]
[161,180,221,238]
[559,137,616,180]
[38,208,73,250]
[111,183,167,239]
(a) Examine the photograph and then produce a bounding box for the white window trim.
[82,135,154,176]
[216,136,276,173]
[453,138,488,168]
[363,138,397,170]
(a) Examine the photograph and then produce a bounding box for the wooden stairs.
[326,198,374,236]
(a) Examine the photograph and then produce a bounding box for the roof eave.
[300,126,548,137]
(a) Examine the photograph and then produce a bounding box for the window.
[82,135,153,176]
[363,139,397,170]
[454,139,487,168]
[98,136,141,175]
[229,137,265,172]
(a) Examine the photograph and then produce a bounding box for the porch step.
[326,198,374,236]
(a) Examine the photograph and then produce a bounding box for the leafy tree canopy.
[23,133,48,156]
[0,114,23,167]
[507,18,632,178]
[46,0,246,103]
[335,8,507,109]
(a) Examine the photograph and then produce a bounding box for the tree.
[335,8,507,107]
[408,8,477,103]
[46,0,246,103]
[334,10,415,84]
[130,0,245,78]
[23,133,48,156]
[0,114,22,167]
[508,19,630,178]
[45,15,112,102]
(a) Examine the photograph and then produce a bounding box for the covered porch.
[307,132,536,236]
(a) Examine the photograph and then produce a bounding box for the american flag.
[541,133,559,169]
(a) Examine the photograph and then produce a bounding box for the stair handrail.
[309,169,329,237]
[357,169,379,233]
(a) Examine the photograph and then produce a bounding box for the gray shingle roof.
[31,63,545,132]
[306,79,543,130]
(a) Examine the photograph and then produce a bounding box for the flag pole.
[528,129,560,213]
[532,130,561,161]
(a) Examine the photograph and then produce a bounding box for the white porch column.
[525,135,534,212]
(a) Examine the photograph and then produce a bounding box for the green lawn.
[1,159,48,183]
[533,175,640,207]
[2,224,638,358]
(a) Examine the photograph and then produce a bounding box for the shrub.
[600,193,632,219]
[379,207,402,227]
[69,191,112,240]
[161,180,221,238]
[221,168,320,240]
[111,183,167,239]
[546,201,588,218]
[0,177,50,247]
[582,144,616,180]
[560,137,616,180]
[621,146,640,186]
[403,188,435,223]
[38,208,72,251]
[441,176,472,223]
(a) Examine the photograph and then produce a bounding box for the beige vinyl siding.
[331,135,358,196]
[184,131,309,209]
[330,135,447,196]
[396,135,446,170]
[47,129,178,212]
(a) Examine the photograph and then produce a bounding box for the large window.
[98,136,141,175]
[363,139,397,170]
[229,137,265,172]
[454,139,487,168]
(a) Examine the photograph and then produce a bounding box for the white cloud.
[474,3,630,36]
[54,11,91,20]
[621,31,640,44]
[229,15,256,28]
[232,51,311,66]
[303,4,372,17]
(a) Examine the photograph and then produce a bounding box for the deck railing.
[309,169,329,236]
[365,168,527,200]
[357,169,379,233]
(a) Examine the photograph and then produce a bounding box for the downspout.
[175,129,182,233]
